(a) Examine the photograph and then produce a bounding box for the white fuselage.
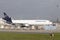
[12,20,52,25]
[0,18,52,25]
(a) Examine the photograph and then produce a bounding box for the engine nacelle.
[20,24,30,27]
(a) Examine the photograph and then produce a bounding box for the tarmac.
[0,25,60,33]
[0,28,59,33]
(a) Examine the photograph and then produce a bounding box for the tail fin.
[2,12,12,24]
[3,12,8,17]
[4,12,7,16]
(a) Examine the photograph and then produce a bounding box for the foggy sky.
[0,0,60,21]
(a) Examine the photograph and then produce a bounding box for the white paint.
[12,20,52,25]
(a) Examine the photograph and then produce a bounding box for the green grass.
[0,32,59,40]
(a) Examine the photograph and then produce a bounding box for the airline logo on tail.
[2,12,12,24]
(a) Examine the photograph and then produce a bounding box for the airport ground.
[0,23,60,40]
[0,32,59,40]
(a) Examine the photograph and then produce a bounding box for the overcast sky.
[0,0,60,21]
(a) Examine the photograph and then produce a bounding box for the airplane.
[0,12,57,32]
[1,12,53,27]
